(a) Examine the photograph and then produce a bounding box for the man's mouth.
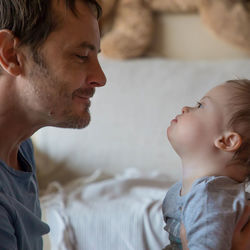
[72,88,95,99]
[72,88,95,108]
[73,95,92,109]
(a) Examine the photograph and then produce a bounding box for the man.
[0,0,248,249]
[0,0,105,249]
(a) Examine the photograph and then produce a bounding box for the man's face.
[167,84,232,158]
[21,0,106,129]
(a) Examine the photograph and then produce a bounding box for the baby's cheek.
[180,120,207,143]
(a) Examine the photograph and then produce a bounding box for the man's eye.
[196,102,203,108]
[76,55,88,61]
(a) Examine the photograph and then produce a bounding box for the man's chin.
[56,113,91,129]
[75,119,91,129]
[71,116,91,129]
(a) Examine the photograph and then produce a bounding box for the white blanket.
[41,169,174,250]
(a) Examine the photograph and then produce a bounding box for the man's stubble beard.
[29,50,91,129]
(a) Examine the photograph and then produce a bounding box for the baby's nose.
[182,106,189,113]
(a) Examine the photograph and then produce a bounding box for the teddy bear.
[199,0,250,52]
[99,0,250,59]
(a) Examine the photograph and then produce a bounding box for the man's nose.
[88,60,107,87]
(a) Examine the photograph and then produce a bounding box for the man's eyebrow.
[77,41,101,53]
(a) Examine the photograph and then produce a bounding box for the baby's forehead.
[204,85,234,116]
[203,84,232,103]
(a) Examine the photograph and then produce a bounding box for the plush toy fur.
[100,0,250,59]
[200,0,250,52]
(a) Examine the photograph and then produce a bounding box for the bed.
[32,56,250,250]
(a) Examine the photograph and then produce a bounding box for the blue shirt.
[162,176,249,250]
[0,139,50,250]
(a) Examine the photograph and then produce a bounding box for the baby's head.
[167,79,250,181]
[224,79,250,169]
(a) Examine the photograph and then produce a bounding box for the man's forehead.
[50,0,100,43]
[52,0,99,19]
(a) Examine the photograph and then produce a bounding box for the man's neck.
[0,79,39,170]
[0,128,28,170]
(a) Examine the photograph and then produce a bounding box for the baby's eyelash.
[196,102,202,108]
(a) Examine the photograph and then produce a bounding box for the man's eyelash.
[76,55,88,60]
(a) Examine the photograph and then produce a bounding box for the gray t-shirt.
[162,176,249,250]
[0,139,50,250]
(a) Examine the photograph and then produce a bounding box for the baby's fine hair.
[225,79,250,175]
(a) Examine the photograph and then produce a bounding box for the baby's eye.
[196,102,203,108]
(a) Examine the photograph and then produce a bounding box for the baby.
[162,79,250,250]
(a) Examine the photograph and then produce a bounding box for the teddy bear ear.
[146,0,198,13]
[199,0,250,52]
[98,0,117,38]
[100,0,154,59]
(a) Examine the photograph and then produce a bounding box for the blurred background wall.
[147,13,250,60]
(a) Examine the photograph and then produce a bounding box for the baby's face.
[167,83,232,158]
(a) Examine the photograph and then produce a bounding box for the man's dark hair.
[0,0,102,51]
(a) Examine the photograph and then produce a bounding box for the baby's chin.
[166,126,172,140]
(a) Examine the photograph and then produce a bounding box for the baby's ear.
[214,132,242,152]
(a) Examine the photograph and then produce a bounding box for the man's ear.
[0,30,22,76]
[214,131,242,152]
